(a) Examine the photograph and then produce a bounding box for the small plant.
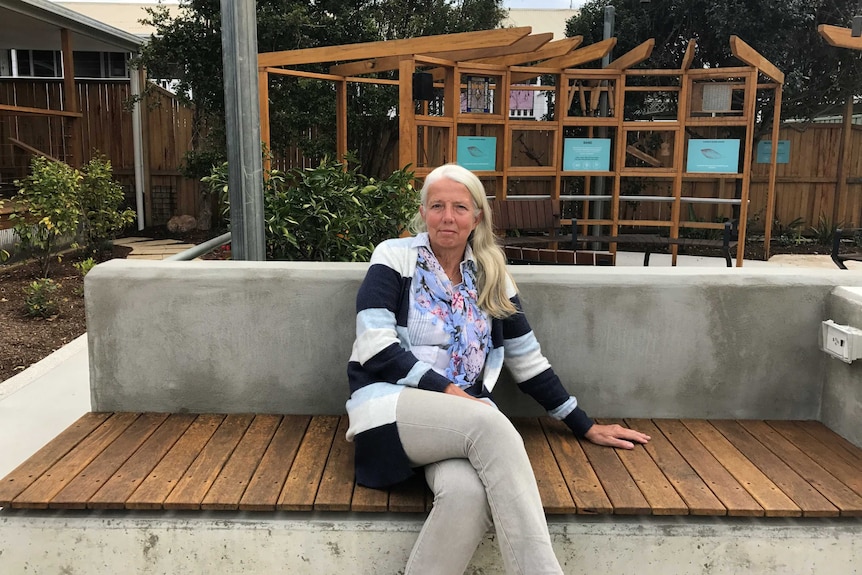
[773,216,805,246]
[10,156,82,278]
[73,257,97,277]
[810,214,843,246]
[23,277,60,318]
[79,155,136,258]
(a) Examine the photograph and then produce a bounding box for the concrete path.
[113,236,197,260]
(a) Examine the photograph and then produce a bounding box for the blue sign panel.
[456,136,497,171]
[756,140,790,164]
[686,139,740,173]
[563,138,612,171]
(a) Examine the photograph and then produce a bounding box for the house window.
[31,50,61,77]
[73,52,103,78]
[0,49,129,78]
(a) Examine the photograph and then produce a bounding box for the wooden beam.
[259,27,532,68]
[9,137,62,162]
[329,33,556,76]
[511,38,616,83]
[469,36,583,66]
[818,24,862,51]
[259,68,271,173]
[626,145,662,167]
[61,28,81,167]
[729,35,784,84]
[681,39,697,71]
[0,104,82,118]
[606,38,655,70]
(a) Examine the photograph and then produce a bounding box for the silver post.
[220,0,266,260]
[591,6,614,249]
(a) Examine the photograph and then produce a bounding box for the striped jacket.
[346,234,593,488]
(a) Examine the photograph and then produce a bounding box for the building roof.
[52,1,180,37]
[503,9,578,42]
[0,0,144,52]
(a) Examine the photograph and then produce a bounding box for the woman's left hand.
[584,423,650,449]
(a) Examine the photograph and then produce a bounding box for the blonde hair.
[409,164,518,318]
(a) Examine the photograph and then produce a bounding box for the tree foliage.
[566,0,862,128]
[137,1,506,176]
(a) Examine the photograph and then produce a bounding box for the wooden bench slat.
[388,474,428,513]
[626,418,725,516]
[540,418,612,514]
[681,420,801,517]
[314,416,356,512]
[351,482,390,512]
[201,414,282,511]
[277,415,339,511]
[766,420,862,498]
[50,413,169,509]
[0,412,110,506]
[164,414,255,510]
[600,418,688,515]
[125,414,224,510]
[738,420,862,517]
[13,412,140,509]
[88,413,197,509]
[793,421,862,467]
[578,428,651,515]
[239,415,310,511]
[710,420,839,517]
[654,419,763,516]
[515,418,575,514]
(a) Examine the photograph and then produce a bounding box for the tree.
[566,0,862,130]
[136,0,507,177]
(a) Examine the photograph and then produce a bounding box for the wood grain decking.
[2,413,862,516]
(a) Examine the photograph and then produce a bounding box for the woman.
[346,164,649,574]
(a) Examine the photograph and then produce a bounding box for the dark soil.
[0,226,225,383]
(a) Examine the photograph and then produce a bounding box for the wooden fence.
[0,79,199,226]
[2,78,860,234]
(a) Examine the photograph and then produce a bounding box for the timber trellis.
[258,28,784,266]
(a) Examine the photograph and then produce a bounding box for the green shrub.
[10,156,82,278]
[810,214,843,246]
[207,157,418,262]
[23,278,60,317]
[79,155,136,257]
[73,257,97,277]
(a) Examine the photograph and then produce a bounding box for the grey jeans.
[396,387,563,575]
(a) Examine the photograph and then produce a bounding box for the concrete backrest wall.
[823,286,862,446]
[86,261,862,432]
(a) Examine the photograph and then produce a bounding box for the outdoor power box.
[820,320,862,364]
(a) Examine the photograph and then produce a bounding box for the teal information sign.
[456,136,497,171]
[756,140,790,164]
[563,138,612,171]
[686,139,740,173]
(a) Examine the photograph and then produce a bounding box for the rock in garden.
[167,214,197,233]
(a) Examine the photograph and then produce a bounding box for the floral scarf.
[413,245,491,388]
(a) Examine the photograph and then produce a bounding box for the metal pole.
[220,0,266,260]
[592,6,614,248]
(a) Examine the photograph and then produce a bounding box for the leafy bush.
[810,214,843,246]
[79,155,136,257]
[9,156,82,278]
[206,157,418,261]
[23,278,60,317]
[73,257,97,277]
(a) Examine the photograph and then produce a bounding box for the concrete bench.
[2,260,862,574]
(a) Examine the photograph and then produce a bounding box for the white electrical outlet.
[821,320,862,364]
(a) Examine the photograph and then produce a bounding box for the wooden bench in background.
[573,219,739,267]
[832,228,862,270]
[3,412,862,517]
[492,199,572,248]
[504,246,615,266]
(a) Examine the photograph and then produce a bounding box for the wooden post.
[763,84,782,260]
[335,77,348,166]
[258,67,270,172]
[60,29,81,167]
[398,57,416,172]
[736,68,758,267]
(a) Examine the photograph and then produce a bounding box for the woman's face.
[420,178,481,257]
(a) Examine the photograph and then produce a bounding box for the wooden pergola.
[257,28,783,266]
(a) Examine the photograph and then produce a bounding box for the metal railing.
[165,232,232,261]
